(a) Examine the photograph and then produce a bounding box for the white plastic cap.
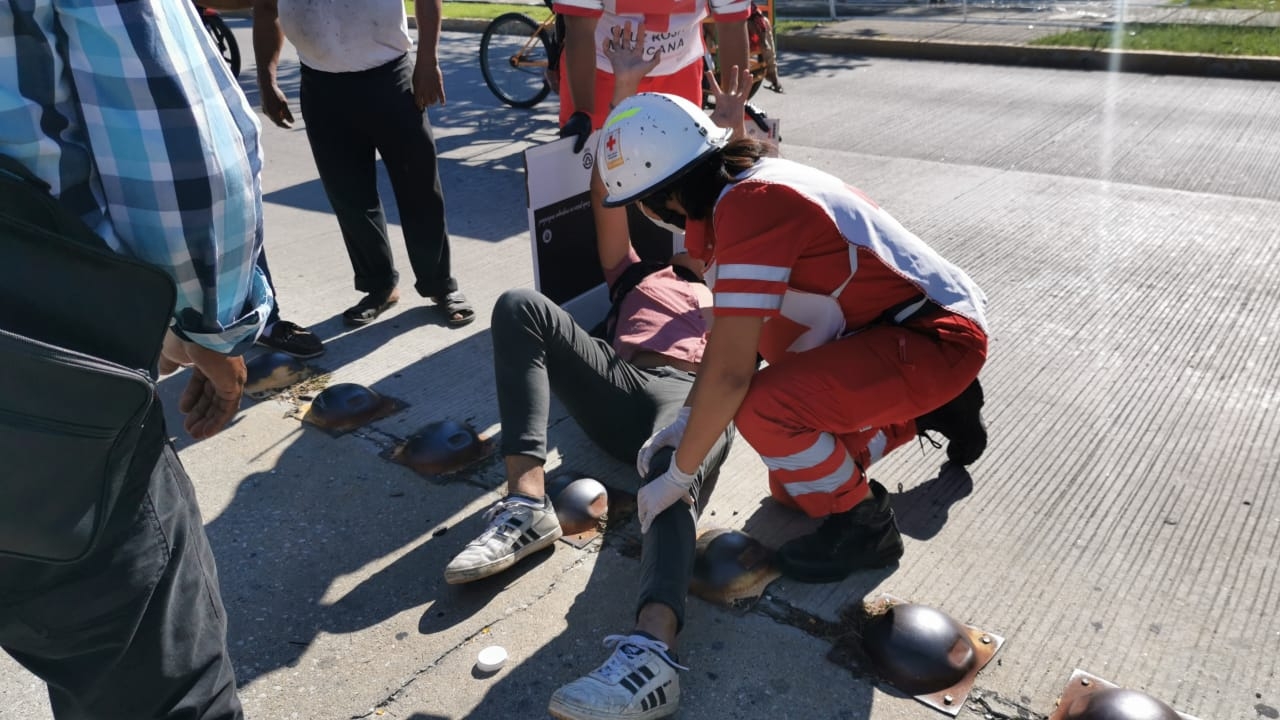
[476,645,508,673]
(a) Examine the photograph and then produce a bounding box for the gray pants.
[0,406,242,720]
[492,288,733,630]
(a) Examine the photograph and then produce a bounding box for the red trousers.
[559,61,705,129]
[735,312,988,518]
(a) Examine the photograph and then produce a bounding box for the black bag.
[0,155,176,563]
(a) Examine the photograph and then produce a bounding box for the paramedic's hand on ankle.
[604,21,660,104]
[638,463,695,534]
[560,111,593,154]
[637,406,691,477]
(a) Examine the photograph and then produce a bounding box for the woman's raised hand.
[706,65,754,139]
[604,21,661,101]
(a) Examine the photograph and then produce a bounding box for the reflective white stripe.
[715,292,782,311]
[716,263,791,283]
[866,431,888,464]
[893,297,929,324]
[762,433,837,472]
[785,452,857,497]
[710,0,752,15]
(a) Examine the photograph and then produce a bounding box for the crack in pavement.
[351,550,599,719]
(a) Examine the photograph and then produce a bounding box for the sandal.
[433,290,475,327]
[342,288,399,326]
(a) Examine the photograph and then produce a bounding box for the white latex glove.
[636,406,691,477]
[637,463,696,534]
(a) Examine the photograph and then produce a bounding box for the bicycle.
[196,4,242,80]
[479,3,561,108]
[700,1,782,109]
[478,1,780,111]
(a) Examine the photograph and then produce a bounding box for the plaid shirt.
[0,0,272,354]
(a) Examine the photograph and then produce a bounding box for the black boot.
[776,480,904,584]
[916,378,987,466]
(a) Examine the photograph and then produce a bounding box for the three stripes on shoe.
[616,664,669,712]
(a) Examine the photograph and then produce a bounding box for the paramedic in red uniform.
[601,91,992,585]
[446,36,749,720]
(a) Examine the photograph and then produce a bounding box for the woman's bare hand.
[605,21,661,103]
[706,65,753,139]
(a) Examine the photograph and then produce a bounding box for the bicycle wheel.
[480,13,552,109]
[202,12,241,80]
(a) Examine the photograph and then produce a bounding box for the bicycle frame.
[516,15,559,72]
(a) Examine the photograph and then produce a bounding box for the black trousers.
[491,288,734,630]
[299,53,457,299]
[0,407,242,720]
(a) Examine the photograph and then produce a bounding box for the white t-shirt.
[277,0,412,73]
[553,0,752,77]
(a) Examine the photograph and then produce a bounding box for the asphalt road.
[2,21,1278,720]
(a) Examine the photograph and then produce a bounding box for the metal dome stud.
[549,476,609,540]
[244,351,315,400]
[1049,670,1200,720]
[859,595,1004,716]
[299,382,404,435]
[688,528,780,607]
[391,419,486,477]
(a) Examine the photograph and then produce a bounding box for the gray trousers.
[492,288,733,630]
[0,407,242,720]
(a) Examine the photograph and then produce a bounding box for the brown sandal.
[433,291,475,327]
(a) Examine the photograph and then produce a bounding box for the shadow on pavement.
[157,318,505,686]
[892,462,974,540]
[158,300,468,454]
[771,48,873,81]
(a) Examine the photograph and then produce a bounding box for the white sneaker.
[548,633,686,720]
[443,496,562,584]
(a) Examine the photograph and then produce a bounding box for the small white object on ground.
[476,645,507,673]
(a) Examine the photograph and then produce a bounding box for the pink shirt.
[604,249,712,366]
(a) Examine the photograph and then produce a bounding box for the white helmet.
[597,92,732,208]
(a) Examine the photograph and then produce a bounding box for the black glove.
[559,111,592,154]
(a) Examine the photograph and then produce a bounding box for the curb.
[442,17,493,33]
[778,32,1280,81]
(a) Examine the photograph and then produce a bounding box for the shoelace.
[591,634,689,684]
[469,499,532,546]
[916,431,943,455]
